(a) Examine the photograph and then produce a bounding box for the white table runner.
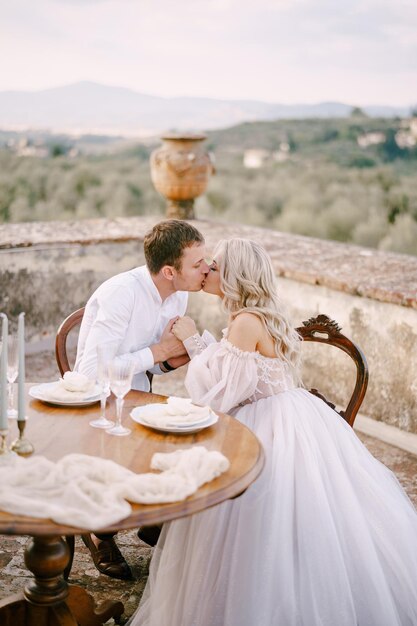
[0,447,230,530]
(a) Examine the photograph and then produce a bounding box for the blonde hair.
[215,238,302,383]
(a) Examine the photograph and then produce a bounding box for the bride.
[130,238,417,626]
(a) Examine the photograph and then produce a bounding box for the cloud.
[0,0,415,104]
[51,0,126,4]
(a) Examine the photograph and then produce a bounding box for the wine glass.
[106,359,134,437]
[89,344,117,429]
[7,335,18,419]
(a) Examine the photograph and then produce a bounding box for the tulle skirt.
[130,389,417,626]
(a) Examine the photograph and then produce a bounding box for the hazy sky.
[0,0,416,105]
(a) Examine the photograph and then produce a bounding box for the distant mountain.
[0,81,411,136]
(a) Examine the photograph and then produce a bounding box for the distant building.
[14,137,49,159]
[7,135,49,158]
[357,132,385,148]
[395,118,417,147]
[17,144,49,158]
[395,131,416,149]
[243,149,270,169]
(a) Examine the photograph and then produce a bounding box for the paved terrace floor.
[0,350,416,624]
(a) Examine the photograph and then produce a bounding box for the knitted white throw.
[0,447,230,530]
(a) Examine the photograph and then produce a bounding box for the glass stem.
[100,392,106,420]
[116,397,124,427]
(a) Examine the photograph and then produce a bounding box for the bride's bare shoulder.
[231,312,264,328]
[227,313,263,352]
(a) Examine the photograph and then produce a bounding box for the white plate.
[130,404,218,434]
[29,382,104,407]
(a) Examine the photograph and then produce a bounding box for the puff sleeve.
[184,340,258,413]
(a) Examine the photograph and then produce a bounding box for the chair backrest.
[296,314,368,427]
[55,306,153,390]
[55,307,85,375]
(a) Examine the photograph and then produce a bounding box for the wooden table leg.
[0,535,124,626]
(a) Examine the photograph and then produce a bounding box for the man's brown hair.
[144,220,204,274]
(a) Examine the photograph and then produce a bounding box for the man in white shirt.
[75,219,209,579]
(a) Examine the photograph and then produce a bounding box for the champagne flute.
[89,343,117,429]
[106,359,134,437]
[7,335,18,419]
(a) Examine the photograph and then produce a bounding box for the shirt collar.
[140,265,162,305]
[141,265,182,306]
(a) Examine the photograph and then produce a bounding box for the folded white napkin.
[62,371,92,392]
[40,372,97,402]
[141,396,211,428]
[0,447,230,530]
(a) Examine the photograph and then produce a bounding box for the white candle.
[17,312,26,422]
[0,313,8,429]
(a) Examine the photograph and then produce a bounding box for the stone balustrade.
[1,217,416,433]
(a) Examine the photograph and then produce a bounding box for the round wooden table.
[0,385,265,625]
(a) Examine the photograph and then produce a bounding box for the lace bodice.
[184,333,296,414]
[219,339,295,404]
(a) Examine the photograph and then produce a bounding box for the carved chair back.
[296,314,368,427]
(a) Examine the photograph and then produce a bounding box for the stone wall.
[1,217,416,432]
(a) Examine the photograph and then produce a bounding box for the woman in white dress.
[130,238,417,626]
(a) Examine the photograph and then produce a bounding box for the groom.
[75,219,210,579]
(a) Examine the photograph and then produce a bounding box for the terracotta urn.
[150,133,215,219]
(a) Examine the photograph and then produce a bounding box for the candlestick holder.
[11,419,34,456]
[0,428,9,456]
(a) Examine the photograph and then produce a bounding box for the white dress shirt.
[74,266,188,391]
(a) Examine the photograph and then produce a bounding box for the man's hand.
[150,317,187,363]
[172,316,198,341]
[164,354,190,370]
[160,316,179,341]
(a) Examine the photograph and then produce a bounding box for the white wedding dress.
[130,336,417,626]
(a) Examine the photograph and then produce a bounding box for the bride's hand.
[172,316,197,341]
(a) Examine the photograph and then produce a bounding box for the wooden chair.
[55,306,153,389]
[296,314,368,427]
[55,307,85,376]
[55,306,153,580]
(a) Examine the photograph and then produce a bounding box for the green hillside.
[1,114,416,255]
